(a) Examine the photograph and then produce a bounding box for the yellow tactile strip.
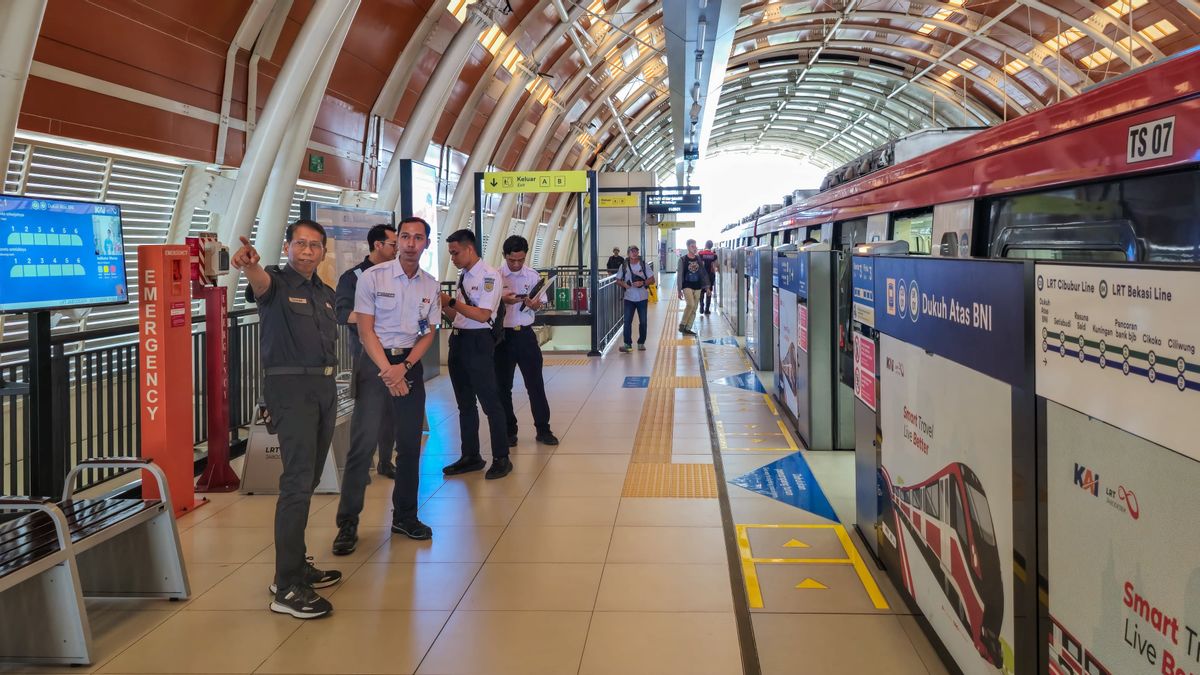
[621,462,719,498]
[621,298,719,497]
[543,357,592,366]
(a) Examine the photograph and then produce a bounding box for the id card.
[417,318,430,336]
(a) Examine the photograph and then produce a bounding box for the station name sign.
[647,191,702,214]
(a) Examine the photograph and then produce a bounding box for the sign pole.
[473,171,484,253]
[588,171,600,356]
[195,284,238,492]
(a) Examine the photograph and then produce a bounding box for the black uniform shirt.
[246,264,338,369]
[334,255,375,354]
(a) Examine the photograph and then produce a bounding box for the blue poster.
[851,256,875,327]
[622,376,650,388]
[729,452,839,522]
[773,253,806,298]
[873,257,1028,386]
[711,371,766,393]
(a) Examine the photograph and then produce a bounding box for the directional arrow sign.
[795,578,827,590]
[783,539,809,549]
[483,170,587,194]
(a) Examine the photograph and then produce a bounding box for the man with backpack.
[615,245,654,353]
[677,239,710,335]
[698,240,718,316]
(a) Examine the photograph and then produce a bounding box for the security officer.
[232,219,341,620]
[495,235,558,447]
[334,223,398,479]
[333,217,440,553]
[439,229,513,480]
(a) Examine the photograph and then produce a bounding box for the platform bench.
[0,458,189,665]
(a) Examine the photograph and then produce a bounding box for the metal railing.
[0,309,356,497]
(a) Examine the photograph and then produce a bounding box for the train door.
[835,219,868,389]
[932,200,974,257]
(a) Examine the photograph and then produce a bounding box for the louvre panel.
[22,146,106,202]
[532,223,548,266]
[5,143,27,193]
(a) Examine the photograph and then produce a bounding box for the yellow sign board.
[598,194,639,208]
[658,220,695,230]
[483,170,587,194]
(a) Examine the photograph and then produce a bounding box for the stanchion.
[195,284,238,491]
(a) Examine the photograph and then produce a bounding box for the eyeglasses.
[290,240,324,251]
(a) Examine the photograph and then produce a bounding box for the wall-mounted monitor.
[0,196,129,313]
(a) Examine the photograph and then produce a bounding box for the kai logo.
[886,279,897,315]
[1073,463,1099,496]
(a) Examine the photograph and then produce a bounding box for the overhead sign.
[1035,263,1200,460]
[483,170,587,194]
[658,220,694,230]
[647,191,702,214]
[598,194,639,208]
[874,257,1028,386]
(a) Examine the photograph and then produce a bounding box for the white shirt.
[354,259,441,348]
[452,259,502,329]
[619,260,652,302]
[500,265,548,328]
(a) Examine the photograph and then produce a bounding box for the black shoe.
[270,583,332,619]
[391,518,433,540]
[535,432,559,445]
[508,435,518,447]
[269,557,342,594]
[682,328,697,336]
[485,457,513,480]
[332,523,357,556]
[443,456,486,475]
[377,460,395,479]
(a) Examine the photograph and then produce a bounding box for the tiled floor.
[3,277,949,675]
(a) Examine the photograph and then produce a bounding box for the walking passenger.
[616,245,654,353]
[677,238,709,335]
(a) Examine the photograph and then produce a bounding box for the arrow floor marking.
[795,578,827,590]
[783,539,809,548]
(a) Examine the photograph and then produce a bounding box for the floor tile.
[578,612,742,675]
[416,497,523,527]
[97,610,300,673]
[752,613,928,675]
[178,526,273,564]
[526,472,627,498]
[509,496,620,527]
[595,563,734,612]
[458,562,603,611]
[487,525,613,563]
[367,526,504,563]
[0,609,171,674]
[328,562,480,611]
[606,526,728,563]
[542,454,631,474]
[248,526,392,565]
[256,610,450,674]
[898,614,954,675]
[416,611,590,675]
[615,497,722,527]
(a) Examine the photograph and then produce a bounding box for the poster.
[777,281,799,419]
[1045,402,1200,675]
[1035,264,1200,462]
[852,256,875,327]
[854,332,875,411]
[409,162,440,275]
[307,202,394,288]
[878,334,1015,675]
[799,304,809,353]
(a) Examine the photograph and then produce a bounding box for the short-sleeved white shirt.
[452,259,502,329]
[500,265,547,328]
[354,259,441,348]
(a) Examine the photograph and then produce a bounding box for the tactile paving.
[621,462,718,498]
[542,357,592,366]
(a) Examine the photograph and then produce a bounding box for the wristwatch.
[403,361,414,371]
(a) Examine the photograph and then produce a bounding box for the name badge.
[376,291,395,298]
[288,296,308,304]
[417,318,430,336]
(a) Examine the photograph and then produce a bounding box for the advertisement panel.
[878,334,1016,675]
[776,256,800,419]
[854,332,876,411]
[306,202,394,288]
[852,256,875,327]
[1035,264,1200,462]
[409,162,440,275]
[1045,402,1200,675]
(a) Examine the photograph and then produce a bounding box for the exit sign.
[308,153,325,174]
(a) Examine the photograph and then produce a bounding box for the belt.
[450,328,491,335]
[386,347,412,356]
[264,366,335,377]
[503,325,532,331]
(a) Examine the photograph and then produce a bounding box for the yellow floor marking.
[761,394,779,417]
[543,357,592,366]
[776,419,800,451]
[783,539,809,548]
[735,524,889,610]
[796,578,828,590]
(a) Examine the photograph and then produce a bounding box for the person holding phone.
[615,245,654,353]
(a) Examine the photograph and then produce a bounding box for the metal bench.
[0,458,189,665]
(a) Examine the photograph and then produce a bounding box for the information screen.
[0,196,129,313]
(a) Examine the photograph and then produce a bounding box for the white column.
[217,0,351,249]
[375,7,492,212]
[253,0,360,274]
[485,104,561,266]
[438,63,535,279]
[0,0,48,163]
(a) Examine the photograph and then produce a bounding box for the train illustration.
[883,462,1004,667]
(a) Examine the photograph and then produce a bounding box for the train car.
[886,462,1004,668]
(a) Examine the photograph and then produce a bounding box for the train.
[885,463,1004,668]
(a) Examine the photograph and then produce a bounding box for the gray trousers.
[337,355,426,526]
[264,374,336,590]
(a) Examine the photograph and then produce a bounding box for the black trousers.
[701,286,713,313]
[494,326,551,436]
[264,374,336,590]
[448,329,509,460]
[336,354,425,527]
[349,344,396,466]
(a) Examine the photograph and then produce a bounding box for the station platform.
[7,279,944,675]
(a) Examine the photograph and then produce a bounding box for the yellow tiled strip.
[621,298,718,497]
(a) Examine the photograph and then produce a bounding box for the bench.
[0,458,189,665]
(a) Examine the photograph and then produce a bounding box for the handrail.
[0,307,259,353]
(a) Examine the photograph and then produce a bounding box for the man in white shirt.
[438,229,513,480]
[335,217,440,551]
[615,245,655,353]
[495,235,558,447]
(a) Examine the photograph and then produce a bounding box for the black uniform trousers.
[336,353,425,527]
[264,374,336,590]
[348,342,397,466]
[494,326,550,436]
[448,329,510,460]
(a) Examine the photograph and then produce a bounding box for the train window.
[965,483,997,547]
[925,482,940,519]
[949,475,969,549]
[982,168,1200,263]
[893,211,933,254]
